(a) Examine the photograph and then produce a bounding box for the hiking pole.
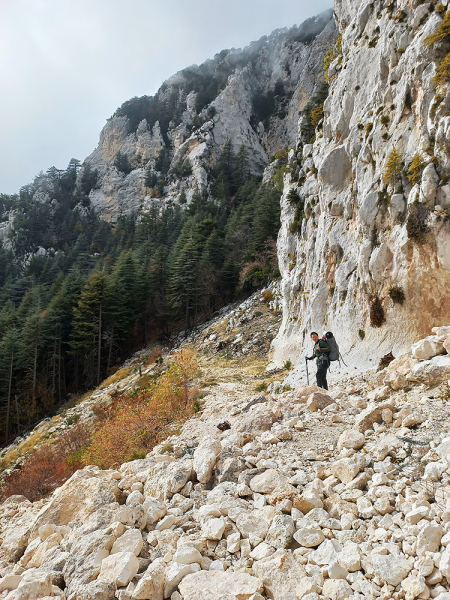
[305,358,309,385]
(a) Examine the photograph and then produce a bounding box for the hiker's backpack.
[322,332,340,361]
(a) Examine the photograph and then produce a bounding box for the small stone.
[249,469,288,494]
[227,532,241,553]
[173,545,202,565]
[328,560,348,580]
[293,525,325,548]
[111,528,143,556]
[201,517,226,540]
[337,430,365,450]
[164,561,201,598]
[321,578,353,600]
[99,552,139,587]
[156,515,178,531]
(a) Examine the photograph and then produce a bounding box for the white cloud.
[0,0,333,193]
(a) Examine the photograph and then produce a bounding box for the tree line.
[0,143,280,445]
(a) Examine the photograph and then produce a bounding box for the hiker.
[306,331,331,390]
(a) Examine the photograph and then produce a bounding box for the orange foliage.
[1,423,91,502]
[81,348,198,469]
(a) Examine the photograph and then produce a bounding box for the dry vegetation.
[1,348,200,500]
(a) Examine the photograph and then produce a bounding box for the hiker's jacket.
[310,339,331,361]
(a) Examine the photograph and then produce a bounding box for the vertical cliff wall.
[272,0,450,379]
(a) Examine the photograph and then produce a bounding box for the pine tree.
[0,325,22,442]
[170,237,201,329]
[250,185,281,254]
[70,272,113,387]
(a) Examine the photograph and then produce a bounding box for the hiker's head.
[310,332,319,342]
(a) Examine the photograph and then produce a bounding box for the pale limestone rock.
[2,525,31,562]
[193,438,222,483]
[144,459,193,500]
[178,570,264,600]
[328,560,348,580]
[440,545,450,579]
[126,490,143,507]
[318,145,352,190]
[201,516,226,540]
[384,371,407,391]
[226,533,241,553]
[436,437,450,461]
[420,163,439,205]
[390,194,406,218]
[337,541,361,572]
[371,553,412,586]
[306,392,334,412]
[409,355,450,386]
[401,574,427,600]
[235,512,269,540]
[143,498,167,525]
[309,539,341,566]
[330,457,361,484]
[99,552,139,587]
[294,385,323,403]
[296,577,319,598]
[236,402,280,435]
[354,403,394,433]
[369,243,393,284]
[265,515,295,549]
[249,542,276,560]
[357,496,376,519]
[15,568,53,600]
[30,469,117,533]
[111,529,143,556]
[337,430,365,450]
[411,335,446,360]
[294,525,325,548]
[164,562,200,598]
[359,191,379,223]
[0,575,22,592]
[252,549,306,600]
[295,490,323,514]
[156,515,178,531]
[172,545,202,565]
[249,469,288,494]
[321,578,353,600]
[405,506,430,525]
[131,557,165,600]
[416,522,443,556]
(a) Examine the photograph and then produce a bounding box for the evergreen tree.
[70,272,113,387]
[170,237,201,329]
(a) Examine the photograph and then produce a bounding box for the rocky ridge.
[81,12,335,220]
[1,295,450,598]
[272,0,450,378]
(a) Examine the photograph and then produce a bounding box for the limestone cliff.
[81,12,336,221]
[272,0,450,380]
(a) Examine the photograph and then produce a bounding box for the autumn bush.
[1,348,199,500]
[80,348,199,469]
[1,423,91,502]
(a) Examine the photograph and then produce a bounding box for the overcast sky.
[0,0,333,194]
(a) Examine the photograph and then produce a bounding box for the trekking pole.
[305,358,309,385]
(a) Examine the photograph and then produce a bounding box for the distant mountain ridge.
[82,9,336,220]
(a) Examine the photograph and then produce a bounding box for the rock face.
[272,0,450,378]
[80,12,336,221]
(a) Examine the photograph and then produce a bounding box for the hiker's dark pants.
[316,359,329,391]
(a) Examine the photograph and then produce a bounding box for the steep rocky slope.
[272,0,450,380]
[1,297,450,599]
[82,12,335,220]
